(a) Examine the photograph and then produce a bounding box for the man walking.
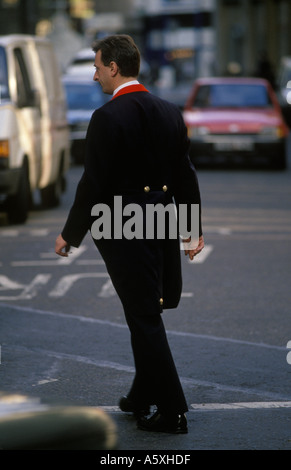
[55,34,204,433]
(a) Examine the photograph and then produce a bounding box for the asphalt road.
[0,154,291,451]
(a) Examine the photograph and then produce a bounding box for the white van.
[0,34,70,224]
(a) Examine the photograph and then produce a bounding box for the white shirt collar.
[113,80,140,96]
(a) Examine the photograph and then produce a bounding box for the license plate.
[214,139,254,151]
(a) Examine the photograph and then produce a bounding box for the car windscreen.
[64,83,105,110]
[194,84,271,108]
[0,46,10,101]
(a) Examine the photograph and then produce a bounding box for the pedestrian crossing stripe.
[99,402,291,413]
[190,402,291,411]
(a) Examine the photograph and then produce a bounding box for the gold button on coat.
[144,186,150,193]
[159,298,163,306]
[162,185,168,192]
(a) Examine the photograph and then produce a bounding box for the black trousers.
[125,310,188,415]
[94,236,188,415]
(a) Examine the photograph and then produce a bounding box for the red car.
[183,77,289,169]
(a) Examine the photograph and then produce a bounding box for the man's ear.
[110,61,119,77]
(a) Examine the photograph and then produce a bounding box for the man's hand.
[182,235,204,261]
[55,234,71,257]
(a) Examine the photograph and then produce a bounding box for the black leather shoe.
[119,396,150,418]
[137,410,188,434]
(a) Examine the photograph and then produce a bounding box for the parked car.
[65,48,95,77]
[66,47,152,83]
[183,77,289,169]
[0,34,70,224]
[62,75,108,163]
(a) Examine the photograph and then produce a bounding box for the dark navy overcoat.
[61,85,202,315]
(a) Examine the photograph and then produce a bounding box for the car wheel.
[275,154,287,170]
[271,142,287,170]
[40,171,63,208]
[7,162,31,224]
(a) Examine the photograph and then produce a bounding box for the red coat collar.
[111,84,149,100]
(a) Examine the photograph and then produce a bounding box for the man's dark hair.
[92,34,140,78]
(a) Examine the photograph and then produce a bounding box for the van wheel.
[7,163,31,224]
[40,170,63,208]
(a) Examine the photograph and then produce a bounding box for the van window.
[0,46,10,101]
[13,47,34,107]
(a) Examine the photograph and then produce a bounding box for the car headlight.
[260,127,283,138]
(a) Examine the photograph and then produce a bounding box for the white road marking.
[99,406,121,412]
[2,303,286,352]
[0,229,49,237]
[99,278,116,298]
[48,272,110,297]
[2,300,290,408]
[0,274,51,300]
[11,245,88,267]
[0,229,18,237]
[11,260,60,267]
[190,402,291,411]
[17,274,51,300]
[34,378,58,386]
[30,347,135,373]
[0,274,193,300]
[77,259,105,265]
[97,279,193,299]
[3,305,289,400]
[99,402,291,413]
[0,275,24,290]
[204,226,232,235]
[7,343,289,401]
[29,229,50,237]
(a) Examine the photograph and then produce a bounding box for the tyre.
[271,141,287,170]
[274,154,287,170]
[40,168,63,208]
[7,162,31,224]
